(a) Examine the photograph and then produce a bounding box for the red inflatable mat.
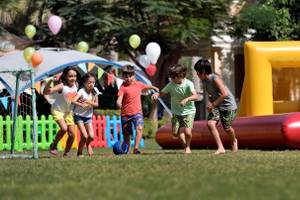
[155,112,300,150]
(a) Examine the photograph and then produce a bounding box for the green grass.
[1,140,300,200]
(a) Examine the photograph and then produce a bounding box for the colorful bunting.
[0,97,8,110]
[88,62,95,72]
[35,82,41,93]
[98,67,104,79]
[106,73,114,86]
[78,63,87,73]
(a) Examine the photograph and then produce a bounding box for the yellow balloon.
[77,41,89,53]
[25,25,36,39]
[129,34,141,49]
[23,47,35,63]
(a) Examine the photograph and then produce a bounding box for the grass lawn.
[0,139,300,200]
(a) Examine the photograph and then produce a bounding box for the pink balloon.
[48,15,62,35]
[146,64,157,77]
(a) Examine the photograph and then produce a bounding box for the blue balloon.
[113,141,129,155]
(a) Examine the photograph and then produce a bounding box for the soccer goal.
[0,67,38,159]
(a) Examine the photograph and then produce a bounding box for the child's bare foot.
[87,146,93,156]
[214,149,226,155]
[185,147,192,154]
[232,139,238,152]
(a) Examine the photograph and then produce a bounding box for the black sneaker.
[133,149,141,154]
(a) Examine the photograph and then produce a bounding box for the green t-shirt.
[162,78,196,116]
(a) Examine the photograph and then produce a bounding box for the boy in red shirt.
[117,65,159,154]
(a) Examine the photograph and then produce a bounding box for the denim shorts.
[74,115,92,124]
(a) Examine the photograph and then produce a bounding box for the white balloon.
[145,42,161,64]
[138,54,151,68]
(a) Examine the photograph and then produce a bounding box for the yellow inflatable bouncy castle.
[239,41,300,116]
[156,41,300,149]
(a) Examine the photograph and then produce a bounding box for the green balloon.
[129,34,141,49]
[23,47,35,63]
[77,41,89,53]
[25,25,36,39]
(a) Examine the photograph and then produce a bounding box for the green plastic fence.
[0,115,60,152]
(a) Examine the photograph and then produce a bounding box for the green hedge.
[94,109,120,117]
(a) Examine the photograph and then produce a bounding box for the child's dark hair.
[81,72,97,95]
[194,59,212,74]
[59,67,79,85]
[82,72,96,84]
[122,65,135,76]
[169,64,187,78]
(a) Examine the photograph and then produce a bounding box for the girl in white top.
[43,67,78,157]
[73,73,100,157]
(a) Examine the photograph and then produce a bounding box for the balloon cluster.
[139,43,161,77]
[23,24,42,67]
[23,15,64,67]
[23,47,43,68]
[128,34,161,77]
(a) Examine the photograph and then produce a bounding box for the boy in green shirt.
[152,64,198,153]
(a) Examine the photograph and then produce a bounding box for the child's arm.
[180,90,198,107]
[116,95,123,109]
[43,79,63,95]
[151,91,166,101]
[85,97,99,108]
[207,76,228,112]
[143,85,159,93]
[71,93,85,108]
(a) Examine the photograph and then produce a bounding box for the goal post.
[0,67,38,159]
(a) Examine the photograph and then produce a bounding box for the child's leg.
[221,110,238,152]
[224,127,238,152]
[207,120,225,154]
[123,132,130,152]
[133,125,143,153]
[132,114,144,154]
[52,119,68,146]
[64,124,75,155]
[50,119,67,155]
[177,127,186,150]
[178,131,186,148]
[85,123,94,156]
[184,127,192,154]
[77,122,88,156]
[121,115,131,153]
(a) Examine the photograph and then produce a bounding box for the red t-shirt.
[118,81,148,116]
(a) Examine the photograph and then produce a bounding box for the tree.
[1,0,234,122]
[230,0,300,41]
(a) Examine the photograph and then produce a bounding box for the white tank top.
[52,84,78,113]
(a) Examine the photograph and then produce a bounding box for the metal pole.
[31,69,38,159]
[11,72,20,156]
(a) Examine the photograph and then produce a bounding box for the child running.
[194,59,238,154]
[152,64,198,154]
[117,65,159,154]
[43,67,78,157]
[72,73,100,157]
